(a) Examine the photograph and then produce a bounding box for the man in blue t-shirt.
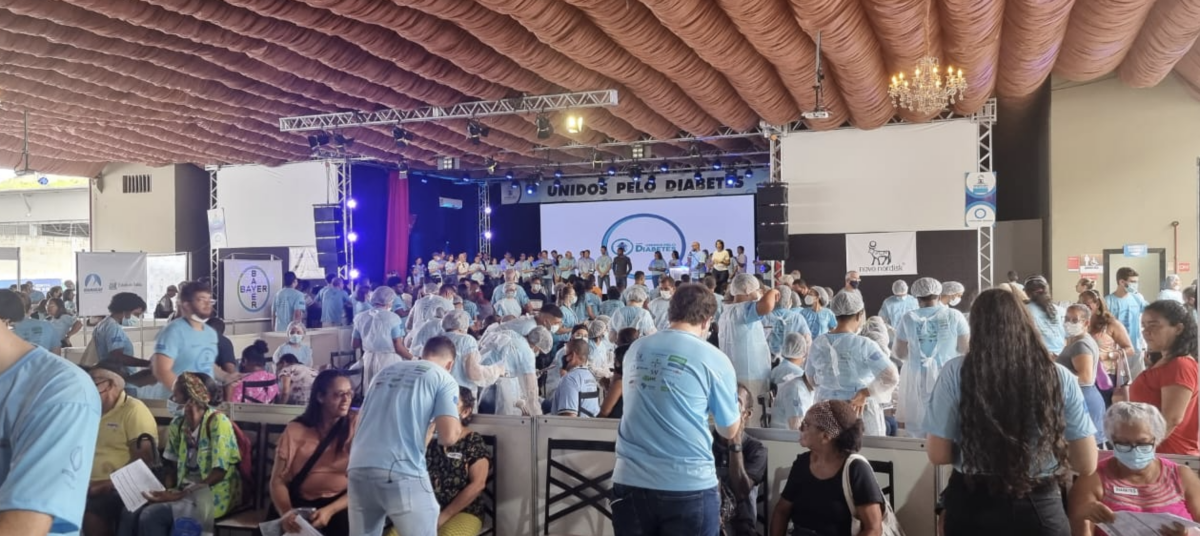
[551,339,601,417]
[612,283,742,535]
[148,282,220,399]
[273,271,307,332]
[348,336,463,536]
[11,292,61,354]
[1106,267,1149,359]
[0,289,102,536]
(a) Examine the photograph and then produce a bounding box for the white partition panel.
[471,415,538,536]
[535,416,619,536]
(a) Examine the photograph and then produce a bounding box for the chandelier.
[887,1,967,114]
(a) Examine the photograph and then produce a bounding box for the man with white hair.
[494,283,523,318]
[844,271,862,295]
[407,283,455,330]
[878,279,919,327]
[894,277,969,438]
[719,273,779,424]
[354,287,412,391]
[84,363,158,536]
[610,285,657,339]
[491,269,529,310]
[1159,274,1185,303]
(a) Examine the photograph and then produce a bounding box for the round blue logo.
[601,214,687,280]
[236,266,272,313]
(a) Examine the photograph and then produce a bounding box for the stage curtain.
[384,170,411,280]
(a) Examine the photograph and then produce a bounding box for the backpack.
[203,411,254,493]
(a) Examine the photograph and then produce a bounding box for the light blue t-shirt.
[552,367,601,417]
[13,318,61,350]
[48,315,77,342]
[1026,302,1067,354]
[153,319,219,384]
[320,287,352,325]
[805,332,889,401]
[770,359,806,386]
[349,360,460,477]
[29,290,45,304]
[896,306,969,367]
[925,356,1095,475]
[879,295,919,327]
[0,346,101,536]
[614,329,740,492]
[93,317,135,368]
[1106,293,1149,351]
[272,343,313,367]
[491,285,529,308]
[799,307,838,338]
[273,287,307,332]
[718,301,771,382]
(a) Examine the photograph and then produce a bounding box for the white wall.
[0,189,89,223]
[215,161,336,248]
[780,120,979,234]
[1050,77,1200,291]
[0,234,89,282]
[92,163,178,253]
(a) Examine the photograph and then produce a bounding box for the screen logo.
[83,273,103,293]
[236,265,272,312]
[601,214,687,274]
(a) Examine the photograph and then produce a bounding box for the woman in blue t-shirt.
[925,289,1098,536]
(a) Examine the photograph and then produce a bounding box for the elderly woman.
[426,387,492,536]
[494,283,523,318]
[1069,402,1200,535]
[270,371,355,536]
[122,372,241,536]
[769,400,886,536]
[274,321,314,368]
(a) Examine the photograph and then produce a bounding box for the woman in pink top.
[1069,402,1200,535]
[228,340,279,404]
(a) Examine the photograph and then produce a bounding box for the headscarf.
[805,400,846,437]
[179,372,211,406]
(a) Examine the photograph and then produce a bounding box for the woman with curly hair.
[1079,289,1136,406]
[926,289,1097,536]
[1129,300,1200,455]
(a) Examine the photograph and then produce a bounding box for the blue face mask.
[1126,281,1140,294]
[1113,444,1155,470]
[121,317,138,327]
[167,400,185,418]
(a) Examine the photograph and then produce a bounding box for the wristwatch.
[728,443,743,453]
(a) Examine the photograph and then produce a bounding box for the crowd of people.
[5,242,1200,536]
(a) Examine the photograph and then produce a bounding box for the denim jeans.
[347,468,439,536]
[943,471,1070,536]
[610,483,720,536]
[118,502,175,536]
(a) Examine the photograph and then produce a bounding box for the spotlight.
[630,167,642,182]
[565,114,584,134]
[460,172,471,182]
[712,160,723,171]
[315,132,330,147]
[484,158,498,174]
[307,135,320,151]
[420,177,428,184]
[484,206,492,215]
[347,232,358,243]
[659,161,669,173]
[631,144,646,160]
[606,165,617,177]
[646,174,656,186]
[745,168,754,179]
[397,160,409,172]
[525,182,536,195]
[597,175,607,188]
[349,268,360,279]
[693,170,703,181]
[554,168,563,179]
[725,173,736,186]
[467,120,489,144]
[484,230,493,240]
[553,178,562,189]
[346,198,358,209]
[334,133,353,149]
[510,179,519,189]
[504,169,515,180]
[392,126,413,147]
[535,113,554,140]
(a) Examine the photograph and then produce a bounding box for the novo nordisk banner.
[845,232,919,276]
[500,172,768,204]
[76,252,148,317]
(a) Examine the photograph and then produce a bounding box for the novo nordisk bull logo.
[862,240,902,273]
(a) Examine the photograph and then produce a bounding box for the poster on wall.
[964,171,997,228]
[221,259,282,321]
[207,208,228,249]
[1080,253,1103,275]
[76,252,148,317]
[288,246,324,280]
[502,172,767,204]
[1067,256,1081,272]
[845,232,918,276]
[147,254,189,313]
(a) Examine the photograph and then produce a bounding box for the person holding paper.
[270,371,356,536]
[125,372,241,536]
[0,289,101,536]
[1068,402,1200,536]
[84,363,159,536]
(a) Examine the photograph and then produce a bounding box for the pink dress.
[230,370,279,404]
[1098,455,1192,534]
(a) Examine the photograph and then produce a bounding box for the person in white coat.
[878,279,919,327]
[647,278,674,330]
[480,326,551,416]
[609,286,657,340]
[407,283,454,331]
[406,306,447,357]
[893,278,970,438]
[771,332,815,430]
[441,311,505,397]
[718,273,779,424]
[353,287,412,392]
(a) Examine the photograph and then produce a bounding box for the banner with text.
[222,259,282,321]
[500,172,768,204]
[76,252,148,317]
[845,232,919,276]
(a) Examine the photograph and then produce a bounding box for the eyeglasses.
[328,390,354,400]
[1112,443,1155,454]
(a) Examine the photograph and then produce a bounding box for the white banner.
[222,259,282,321]
[147,254,189,314]
[845,232,919,276]
[77,252,148,317]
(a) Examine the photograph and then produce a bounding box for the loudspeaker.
[759,241,788,260]
[758,223,788,243]
[756,183,788,206]
[757,205,787,225]
[313,204,345,275]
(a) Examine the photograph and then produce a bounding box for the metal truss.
[526,126,768,152]
[975,101,997,294]
[493,150,768,177]
[478,184,491,257]
[333,159,353,280]
[207,165,220,294]
[279,90,619,132]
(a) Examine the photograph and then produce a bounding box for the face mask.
[550,323,562,333]
[1064,322,1085,337]
[1126,281,1140,294]
[566,297,577,306]
[289,334,303,344]
[949,297,962,307]
[804,296,815,306]
[167,400,185,418]
[849,280,860,289]
[1113,445,1155,471]
[121,316,138,327]
[572,334,587,340]
[660,291,673,299]
[532,285,542,292]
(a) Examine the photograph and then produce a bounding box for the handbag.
[842,454,906,536]
[267,421,342,519]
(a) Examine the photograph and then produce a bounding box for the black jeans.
[943,471,1069,536]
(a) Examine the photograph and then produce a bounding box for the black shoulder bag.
[267,421,342,519]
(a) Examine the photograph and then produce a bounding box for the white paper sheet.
[110,459,166,512]
[1100,511,1200,536]
[292,517,323,536]
[258,512,323,536]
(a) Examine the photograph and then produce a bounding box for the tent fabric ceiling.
[1,0,1198,177]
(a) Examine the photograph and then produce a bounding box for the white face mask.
[532,285,542,292]
[190,313,208,324]
[660,291,673,299]
[566,296,576,306]
[1065,321,1086,337]
[289,334,303,344]
[949,297,962,307]
[550,323,562,333]
[804,296,815,306]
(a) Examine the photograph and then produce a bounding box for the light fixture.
[888,0,967,113]
[532,171,543,186]
[392,127,413,147]
[510,179,519,189]
[397,160,409,172]
[525,182,536,195]
[630,167,641,182]
[334,133,353,149]
[565,114,584,134]
[307,135,320,151]
[658,161,669,173]
[535,113,553,140]
[484,230,493,240]
[484,158,498,174]
[745,168,754,179]
[606,165,617,177]
[553,167,563,179]
[711,160,723,171]
[631,144,645,160]
[349,268,360,279]
[597,175,607,188]
[504,169,515,180]
[693,170,703,181]
[467,120,489,144]
[646,174,656,187]
[725,172,737,186]
[484,206,492,215]
[420,177,428,184]
[553,178,562,189]
[346,198,358,209]
[347,232,358,243]
[439,156,458,170]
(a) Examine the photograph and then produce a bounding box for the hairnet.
[911,277,942,298]
[942,281,965,296]
[780,275,794,285]
[286,321,307,336]
[864,316,888,337]
[401,293,413,307]
[814,286,831,306]
[829,290,864,316]
[730,273,761,296]
[776,286,793,310]
[596,315,611,326]
[624,285,648,303]
[452,295,464,305]
[588,319,608,339]
[864,331,891,357]
[892,280,909,295]
[442,310,470,332]
[526,327,552,354]
[370,286,396,307]
[782,332,809,359]
[432,306,448,319]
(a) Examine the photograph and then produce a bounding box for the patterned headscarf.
[805,400,846,437]
[179,372,211,406]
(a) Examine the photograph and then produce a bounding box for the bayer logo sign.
[237,266,272,313]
